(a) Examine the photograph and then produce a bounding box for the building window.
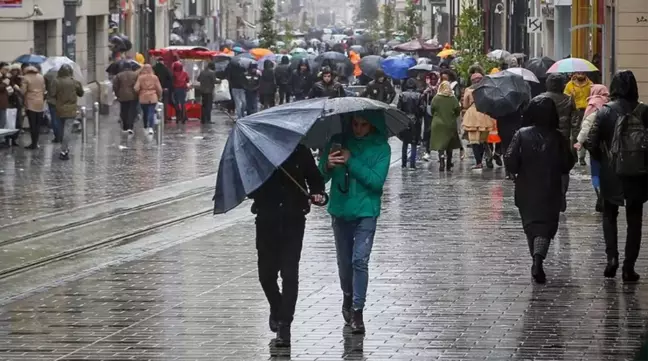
[87,16,97,83]
[34,21,48,56]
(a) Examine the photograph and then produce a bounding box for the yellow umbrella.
[437,49,457,58]
[250,48,273,60]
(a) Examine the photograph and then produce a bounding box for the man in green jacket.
[318,111,391,334]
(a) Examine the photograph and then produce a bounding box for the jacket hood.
[172,61,183,73]
[23,65,39,75]
[263,59,274,70]
[545,73,566,93]
[58,64,73,78]
[140,64,154,75]
[350,110,388,140]
[525,96,559,129]
[403,78,417,91]
[609,70,639,103]
[298,59,310,71]
[281,56,290,65]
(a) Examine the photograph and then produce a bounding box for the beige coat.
[21,66,46,112]
[134,64,162,104]
[461,87,495,144]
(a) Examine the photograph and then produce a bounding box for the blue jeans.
[141,103,156,128]
[401,142,417,167]
[245,90,258,115]
[231,88,246,119]
[332,216,377,311]
[48,104,61,140]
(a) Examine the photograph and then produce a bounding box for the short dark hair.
[0,62,8,68]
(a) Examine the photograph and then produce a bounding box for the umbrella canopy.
[231,54,257,69]
[487,49,511,61]
[394,39,441,52]
[349,45,367,56]
[14,54,47,64]
[213,97,410,214]
[500,68,540,83]
[290,47,307,56]
[250,48,273,60]
[407,63,441,78]
[290,54,317,73]
[437,49,457,58]
[105,59,141,76]
[386,39,402,47]
[109,35,133,52]
[359,55,382,79]
[275,41,286,48]
[524,57,555,80]
[472,72,531,119]
[380,55,416,80]
[40,56,85,83]
[315,52,353,76]
[258,54,277,70]
[232,46,245,53]
[547,57,598,73]
[383,50,402,58]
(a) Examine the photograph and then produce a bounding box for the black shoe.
[579,157,587,166]
[409,164,416,169]
[604,256,619,278]
[531,255,546,284]
[446,162,454,172]
[401,163,407,169]
[275,323,291,347]
[351,309,365,334]
[439,159,445,172]
[342,294,352,325]
[493,154,503,167]
[269,311,278,332]
[25,143,39,150]
[52,138,61,144]
[595,198,603,213]
[59,151,70,160]
[622,268,640,283]
[485,159,494,169]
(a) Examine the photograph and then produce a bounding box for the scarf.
[584,84,609,118]
[437,81,454,97]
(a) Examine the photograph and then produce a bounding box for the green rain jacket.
[318,111,391,220]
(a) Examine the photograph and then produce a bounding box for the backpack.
[609,102,648,176]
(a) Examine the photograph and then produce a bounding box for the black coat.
[397,91,424,144]
[291,69,314,97]
[153,63,172,89]
[309,80,345,98]
[362,79,396,103]
[275,63,292,86]
[249,144,326,216]
[505,97,575,239]
[259,68,276,95]
[542,74,577,141]
[586,99,648,206]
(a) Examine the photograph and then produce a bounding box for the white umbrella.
[501,68,540,83]
[487,49,511,61]
[40,56,85,84]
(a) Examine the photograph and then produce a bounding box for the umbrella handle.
[312,192,329,207]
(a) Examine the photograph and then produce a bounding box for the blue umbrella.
[14,54,47,64]
[213,97,410,214]
[380,55,416,80]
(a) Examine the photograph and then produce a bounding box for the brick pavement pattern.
[0,159,647,360]
[0,115,233,225]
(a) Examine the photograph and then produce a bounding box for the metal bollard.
[80,106,87,143]
[156,102,164,144]
[93,102,99,137]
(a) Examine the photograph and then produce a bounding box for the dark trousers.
[401,142,417,167]
[294,93,306,101]
[472,143,484,164]
[256,214,306,325]
[26,110,44,146]
[438,148,453,164]
[278,85,291,104]
[603,200,643,268]
[119,100,138,131]
[201,92,213,123]
[245,91,258,115]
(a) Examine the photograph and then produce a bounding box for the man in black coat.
[309,67,344,99]
[504,96,575,284]
[362,69,396,104]
[249,144,326,347]
[197,62,219,124]
[586,70,648,283]
[275,56,292,104]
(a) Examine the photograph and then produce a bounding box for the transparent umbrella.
[41,56,85,84]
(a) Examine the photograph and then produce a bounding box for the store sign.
[0,0,22,8]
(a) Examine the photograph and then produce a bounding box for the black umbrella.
[472,72,531,119]
[315,52,353,77]
[109,35,132,52]
[407,63,441,78]
[524,56,555,80]
[290,54,318,74]
[105,59,140,76]
[231,54,257,69]
[349,45,367,56]
[359,55,382,79]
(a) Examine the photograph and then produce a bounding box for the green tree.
[283,20,295,44]
[259,0,278,48]
[382,1,395,39]
[398,0,422,39]
[452,0,498,80]
[358,0,379,23]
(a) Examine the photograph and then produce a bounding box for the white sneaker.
[127,129,134,135]
[148,128,154,135]
[422,152,430,161]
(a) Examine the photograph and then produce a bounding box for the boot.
[350,309,365,334]
[485,158,494,169]
[622,267,640,283]
[438,157,445,172]
[275,323,291,347]
[603,255,619,278]
[531,255,546,284]
[493,153,503,167]
[342,294,352,325]
[269,310,278,332]
[446,159,454,172]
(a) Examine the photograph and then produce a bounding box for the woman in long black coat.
[504,96,575,284]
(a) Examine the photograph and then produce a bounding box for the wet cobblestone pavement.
[1,149,648,360]
[0,112,233,225]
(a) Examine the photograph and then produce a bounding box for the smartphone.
[331,143,343,153]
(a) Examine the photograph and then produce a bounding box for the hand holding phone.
[327,143,345,168]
